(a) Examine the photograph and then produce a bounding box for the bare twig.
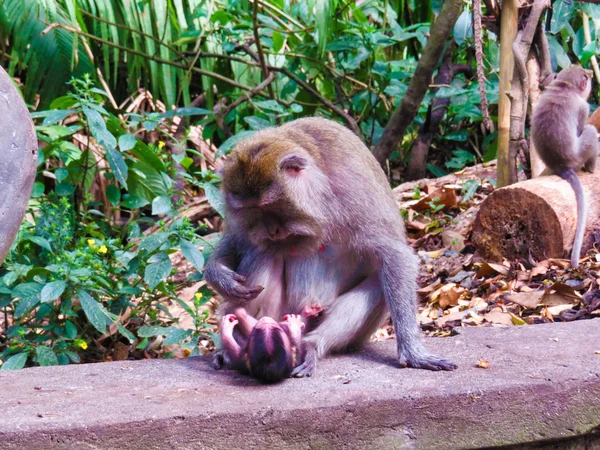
[49,23,255,91]
[473,0,493,131]
[252,0,276,101]
[276,67,362,137]
[220,72,275,119]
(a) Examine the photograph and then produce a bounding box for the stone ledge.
[0,319,599,449]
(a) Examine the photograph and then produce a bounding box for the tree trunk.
[471,170,600,263]
[496,0,518,187]
[373,0,463,165]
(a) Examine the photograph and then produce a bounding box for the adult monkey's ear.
[280,154,308,174]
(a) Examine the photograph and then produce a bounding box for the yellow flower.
[78,341,88,350]
[87,239,96,246]
[194,292,203,301]
[158,141,166,149]
[98,245,108,254]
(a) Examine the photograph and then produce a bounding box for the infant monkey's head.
[224,305,324,383]
[246,316,296,383]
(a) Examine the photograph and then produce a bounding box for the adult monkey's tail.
[558,168,586,268]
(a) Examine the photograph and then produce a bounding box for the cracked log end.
[472,171,600,263]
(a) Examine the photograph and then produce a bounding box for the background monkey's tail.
[558,168,586,268]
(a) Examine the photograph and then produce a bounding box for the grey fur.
[531,67,599,268]
[204,117,457,376]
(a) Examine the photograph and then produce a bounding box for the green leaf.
[162,107,213,118]
[65,351,80,363]
[55,167,69,182]
[152,195,173,215]
[202,183,226,217]
[216,130,255,158]
[551,0,576,34]
[36,346,59,367]
[453,10,473,45]
[118,134,137,151]
[106,184,121,205]
[1,353,28,371]
[163,328,191,345]
[443,130,469,142]
[579,41,596,64]
[144,253,172,289]
[116,323,136,344]
[15,296,41,318]
[65,320,77,339]
[12,282,43,299]
[244,116,271,130]
[83,107,128,188]
[179,239,205,271]
[41,280,67,303]
[56,182,75,196]
[139,232,172,253]
[78,290,108,334]
[427,163,448,178]
[27,236,52,252]
[272,31,284,52]
[31,182,45,198]
[121,195,149,209]
[253,100,285,113]
[138,325,172,337]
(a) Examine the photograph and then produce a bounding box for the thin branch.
[50,23,254,91]
[79,10,184,59]
[220,72,275,118]
[534,24,553,86]
[252,0,276,102]
[474,0,493,131]
[275,67,362,137]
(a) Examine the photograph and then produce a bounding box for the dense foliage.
[0,0,599,368]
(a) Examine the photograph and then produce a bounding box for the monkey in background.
[531,66,599,268]
[204,117,456,377]
[220,304,325,383]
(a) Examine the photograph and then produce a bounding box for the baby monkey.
[219,304,325,383]
[531,66,599,268]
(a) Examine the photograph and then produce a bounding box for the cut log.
[471,170,600,263]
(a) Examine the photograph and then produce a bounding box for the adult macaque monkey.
[204,117,456,376]
[531,66,598,268]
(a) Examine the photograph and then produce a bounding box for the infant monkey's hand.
[221,314,238,333]
[282,314,305,329]
[301,304,324,318]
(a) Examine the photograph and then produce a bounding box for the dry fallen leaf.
[506,291,544,310]
[437,284,465,309]
[541,282,582,307]
[476,359,490,369]
[483,308,514,326]
[411,187,458,211]
[442,230,466,252]
[476,262,510,278]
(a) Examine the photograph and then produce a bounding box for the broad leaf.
[179,239,205,271]
[78,290,108,334]
[1,353,28,371]
[36,346,59,366]
[41,280,67,303]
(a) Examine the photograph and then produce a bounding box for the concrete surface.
[0,65,37,265]
[0,320,599,450]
